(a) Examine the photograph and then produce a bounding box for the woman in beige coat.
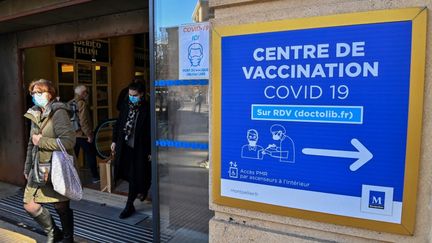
[23,79,76,243]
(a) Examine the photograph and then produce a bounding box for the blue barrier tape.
[155,79,209,87]
[156,140,209,150]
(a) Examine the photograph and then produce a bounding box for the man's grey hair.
[74,85,87,95]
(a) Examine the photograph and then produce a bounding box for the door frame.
[149,0,160,241]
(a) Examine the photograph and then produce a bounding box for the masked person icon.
[241,129,264,160]
[263,124,295,163]
[188,43,203,67]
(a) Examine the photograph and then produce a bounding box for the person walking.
[70,85,100,183]
[193,88,203,113]
[116,78,143,112]
[111,81,151,219]
[23,79,76,243]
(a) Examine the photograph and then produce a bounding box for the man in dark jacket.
[111,81,151,219]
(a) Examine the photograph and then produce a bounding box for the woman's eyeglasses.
[31,91,45,96]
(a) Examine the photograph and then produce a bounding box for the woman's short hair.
[28,79,56,100]
[128,81,145,94]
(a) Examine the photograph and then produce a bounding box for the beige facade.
[209,0,432,242]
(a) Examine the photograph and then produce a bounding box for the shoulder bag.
[51,138,83,201]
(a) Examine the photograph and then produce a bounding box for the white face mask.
[272,132,281,140]
[32,94,49,108]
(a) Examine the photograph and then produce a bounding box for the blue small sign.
[369,191,386,209]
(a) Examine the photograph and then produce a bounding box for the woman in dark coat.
[111,81,151,219]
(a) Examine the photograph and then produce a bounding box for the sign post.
[212,8,427,234]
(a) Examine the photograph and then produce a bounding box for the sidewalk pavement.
[0,182,44,242]
[0,221,43,242]
[0,180,149,243]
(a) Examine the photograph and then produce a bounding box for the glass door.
[76,64,94,122]
[57,61,75,102]
[57,61,112,126]
[95,65,110,122]
[153,1,214,242]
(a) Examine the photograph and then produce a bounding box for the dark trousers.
[127,178,151,204]
[74,137,99,179]
[193,102,201,113]
[123,145,151,204]
[127,181,139,204]
[54,201,74,241]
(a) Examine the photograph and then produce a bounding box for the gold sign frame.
[211,8,427,235]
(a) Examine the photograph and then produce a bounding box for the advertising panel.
[212,8,427,234]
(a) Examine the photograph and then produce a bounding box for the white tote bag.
[51,138,83,201]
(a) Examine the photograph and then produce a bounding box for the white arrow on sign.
[302,138,373,171]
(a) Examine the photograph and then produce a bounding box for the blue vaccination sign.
[220,21,413,223]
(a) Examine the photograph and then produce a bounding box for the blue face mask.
[32,94,49,108]
[129,95,141,104]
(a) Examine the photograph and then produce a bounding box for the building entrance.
[17,34,156,242]
[24,34,148,186]
[0,0,213,242]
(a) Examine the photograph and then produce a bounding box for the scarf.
[123,101,140,141]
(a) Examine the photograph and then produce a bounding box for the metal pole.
[149,0,160,242]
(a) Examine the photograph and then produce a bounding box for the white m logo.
[372,196,382,205]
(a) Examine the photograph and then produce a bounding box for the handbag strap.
[56,138,67,154]
[56,138,73,163]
